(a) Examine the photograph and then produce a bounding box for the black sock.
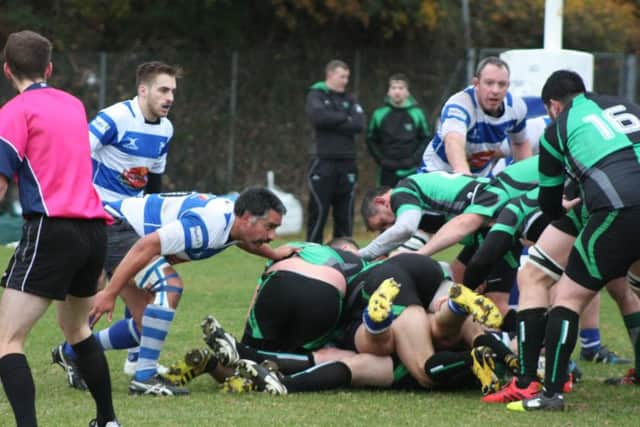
[260,351,314,375]
[474,333,514,362]
[543,306,579,396]
[204,356,218,373]
[237,342,314,375]
[502,309,517,333]
[0,353,37,427]
[282,361,351,392]
[424,351,474,387]
[516,307,547,388]
[72,335,116,425]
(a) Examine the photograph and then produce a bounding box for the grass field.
[1,238,640,427]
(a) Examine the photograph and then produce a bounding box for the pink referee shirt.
[0,83,111,221]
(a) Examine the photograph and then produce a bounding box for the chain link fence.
[1,47,638,205]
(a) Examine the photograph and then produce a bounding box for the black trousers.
[306,158,357,243]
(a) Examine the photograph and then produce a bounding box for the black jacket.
[366,96,430,170]
[305,81,364,160]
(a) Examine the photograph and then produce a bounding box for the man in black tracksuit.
[305,59,364,243]
[367,74,430,187]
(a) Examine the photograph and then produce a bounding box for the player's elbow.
[395,222,418,242]
[458,214,485,233]
[133,233,162,258]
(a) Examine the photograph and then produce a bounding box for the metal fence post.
[226,51,238,191]
[626,54,637,102]
[462,0,474,83]
[353,50,361,100]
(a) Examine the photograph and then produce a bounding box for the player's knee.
[60,323,92,346]
[355,325,394,356]
[519,246,561,290]
[134,256,180,293]
[608,276,640,311]
[627,266,640,297]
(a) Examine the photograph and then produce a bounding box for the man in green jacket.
[367,74,430,187]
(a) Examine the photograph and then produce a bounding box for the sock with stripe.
[62,318,140,359]
[134,304,175,382]
[362,308,394,334]
[515,307,547,388]
[124,306,140,364]
[543,306,579,396]
[424,351,473,386]
[230,341,315,375]
[623,311,640,375]
[254,350,315,375]
[447,299,468,317]
[474,332,513,362]
[282,361,351,392]
[579,328,601,355]
[96,318,141,350]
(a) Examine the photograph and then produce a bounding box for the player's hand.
[562,196,581,212]
[88,289,117,327]
[272,245,301,261]
[468,150,496,168]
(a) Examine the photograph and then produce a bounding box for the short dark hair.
[326,237,359,250]
[325,59,349,74]
[475,56,510,78]
[234,187,286,218]
[3,30,52,81]
[389,73,409,88]
[136,61,183,87]
[360,187,391,229]
[541,70,586,106]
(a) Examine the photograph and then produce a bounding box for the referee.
[305,59,364,243]
[0,31,119,427]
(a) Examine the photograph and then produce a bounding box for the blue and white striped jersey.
[89,97,173,202]
[493,115,553,175]
[105,193,236,261]
[421,86,528,176]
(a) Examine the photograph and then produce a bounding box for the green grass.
[2,239,640,426]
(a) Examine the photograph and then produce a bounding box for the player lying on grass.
[52,188,294,396]
[164,247,517,395]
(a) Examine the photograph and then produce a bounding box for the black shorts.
[484,257,518,294]
[1,216,106,300]
[104,218,139,276]
[550,203,585,238]
[457,243,477,265]
[241,270,343,352]
[360,253,445,311]
[337,254,445,350]
[566,206,640,291]
[390,354,424,390]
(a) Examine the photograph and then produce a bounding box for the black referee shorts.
[1,216,106,300]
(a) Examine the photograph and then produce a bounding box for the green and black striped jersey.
[489,155,539,200]
[539,93,640,216]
